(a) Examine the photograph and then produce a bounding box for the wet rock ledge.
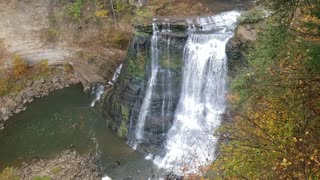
[0,69,80,132]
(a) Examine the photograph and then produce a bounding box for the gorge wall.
[99,10,254,174]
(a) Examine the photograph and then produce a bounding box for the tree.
[211,2,320,178]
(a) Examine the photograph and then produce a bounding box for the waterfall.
[108,64,123,86]
[91,64,122,107]
[154,11,240,174]
[90,84,105,107]
[161,22,172,134]
[132,22,160,149]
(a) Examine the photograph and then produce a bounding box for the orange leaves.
[226,93,240,103]
[12,55,28,79]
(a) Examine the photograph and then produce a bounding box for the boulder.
[27,97,34,103]
[52,76,59,83]
[2,115,9,121]
[14,108,22,114]
[25,80,33,87]
[39,77,46,84]
[15,95,23,104]
[1,107,8,115]
[25,88,35,97]
[0,123,4,130]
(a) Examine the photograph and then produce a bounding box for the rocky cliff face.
[99,29,186,151]
[226,23,257,76]
[99,17,260,153]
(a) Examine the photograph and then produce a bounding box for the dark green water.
[0,85,157,179]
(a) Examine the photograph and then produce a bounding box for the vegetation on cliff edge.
[211,0,320,179]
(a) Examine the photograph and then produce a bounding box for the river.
[0,84,158,179]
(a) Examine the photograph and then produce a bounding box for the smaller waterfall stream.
[108,64,123,86]
[161,22,172,135]
[90,84,105,107]
[91,64,122,107]
[132,22,160,149]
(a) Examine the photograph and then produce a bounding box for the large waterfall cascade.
[153,11,241,173]
[120,10,240,174]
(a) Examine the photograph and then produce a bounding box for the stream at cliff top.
[0,84,158,179]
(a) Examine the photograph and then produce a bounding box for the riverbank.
[1,150,101,180]
[0,67,80,132]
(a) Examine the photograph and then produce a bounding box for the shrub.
[104,21,134,49]
[51,166,61,175]
[134,7,153,23]
[12,55,28,79]
[63,63,73,72]
[37,59,49,75]
[95,9,109,18]
[0,78,10,96]
[238,8,266,24]
[67,0,85,21]
[43,28,59,42]
[0,167,19,180]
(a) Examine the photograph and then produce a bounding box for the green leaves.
[305,44,320,73]
[238,8,266,24]
[67,0,84,21]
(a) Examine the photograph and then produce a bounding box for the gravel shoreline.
[16,150,101,180]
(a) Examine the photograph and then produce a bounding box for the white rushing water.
[154,11,241,174]
[161,22,172,134]
[108,64,123,86]
[133,22,160,149]
[90,84,105,107]
[91,64,122,107]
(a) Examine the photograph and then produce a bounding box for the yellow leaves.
[95,9,109,18]
[281,158,292,168]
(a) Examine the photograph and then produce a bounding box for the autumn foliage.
[0,53,52,96]
[211,1,320,179]
[12,55,28,79]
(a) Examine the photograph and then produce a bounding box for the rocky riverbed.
[0,68,80,132]
[16,150,101,180]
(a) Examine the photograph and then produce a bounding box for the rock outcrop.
[226,23,257,76]
[100,31,185,152]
